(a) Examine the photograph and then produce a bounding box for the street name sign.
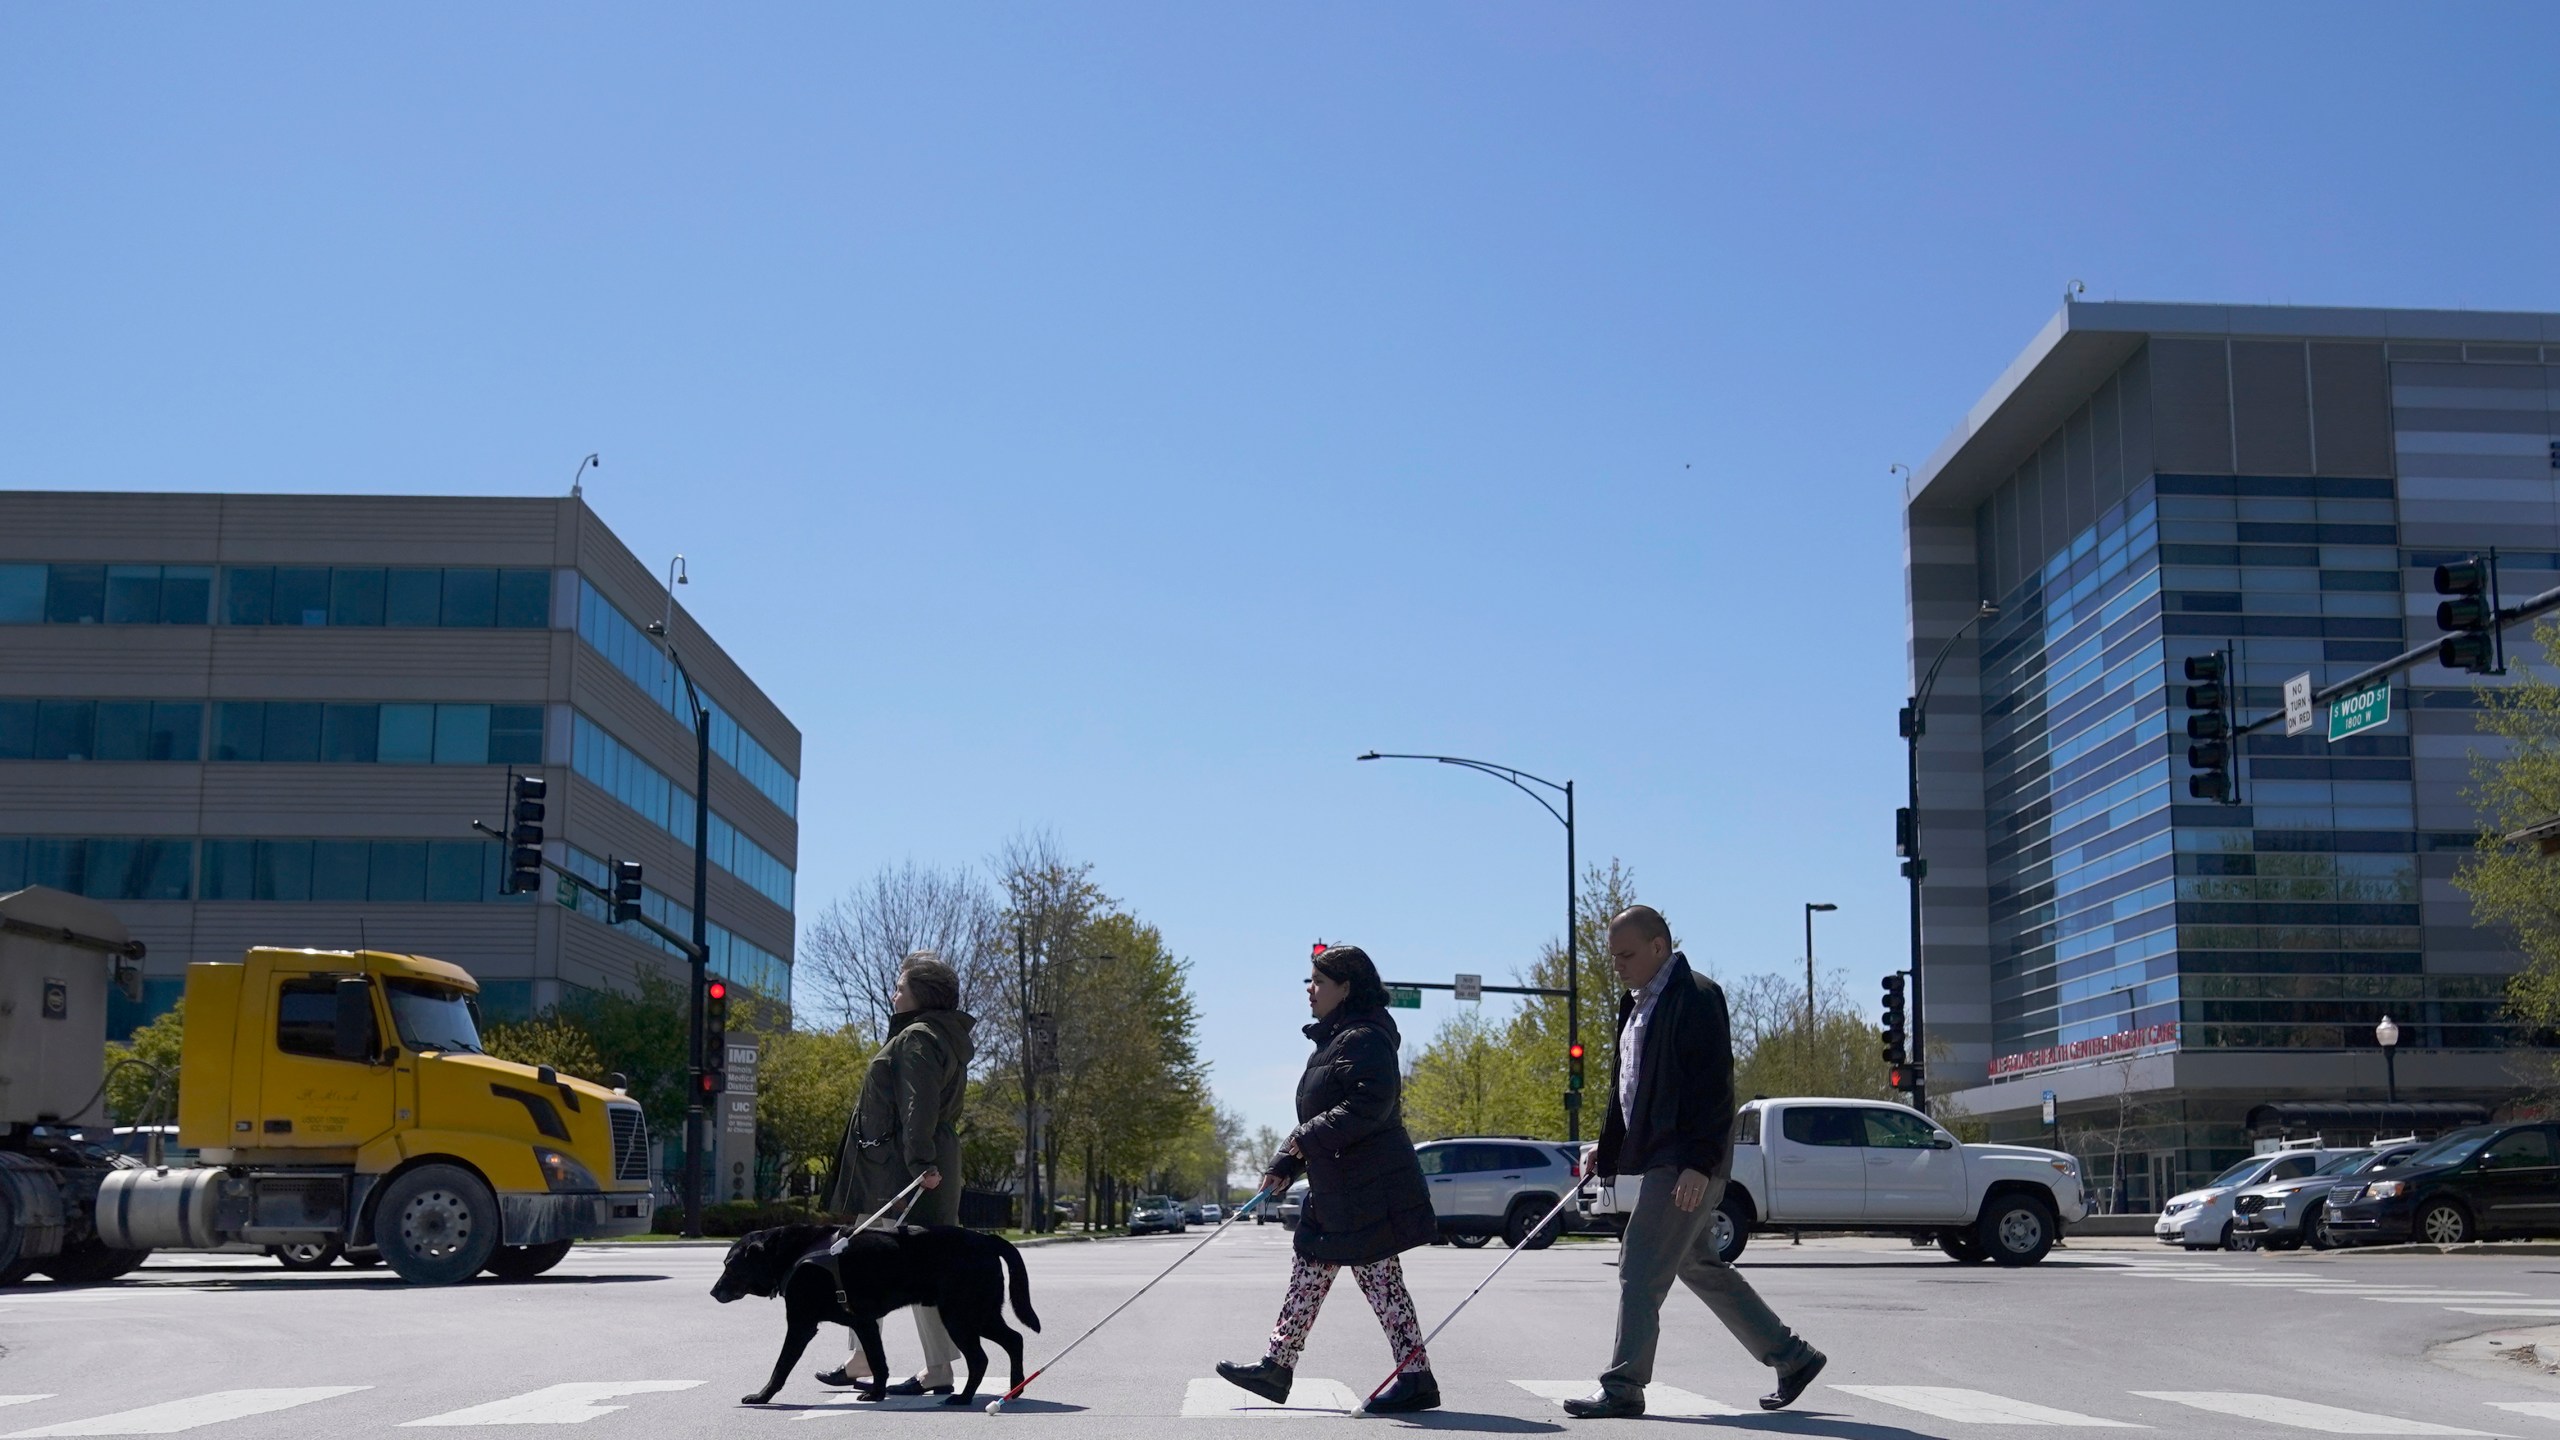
[2329,679,2390,742]
[2284,673,2314,737]
[1454,973,1481,1003]
[1387,986,1422,1009]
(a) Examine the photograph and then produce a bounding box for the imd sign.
[2329,680,2391,742]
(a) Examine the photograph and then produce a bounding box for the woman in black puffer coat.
[1217,945,1439,1414]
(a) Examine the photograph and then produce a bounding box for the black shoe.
[880,1378,954,1398]
[811,1366,867,1389]
[1561,1390,1645,1419]
[1760,1350,1826,1412]
[1216,1359,1294,1404]
[1366,1371,1440,1414]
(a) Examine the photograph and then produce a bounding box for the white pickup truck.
[1577,1096,2087,1265]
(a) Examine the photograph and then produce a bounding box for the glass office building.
[0,492,801,1032]
[1905,303,2555,1204]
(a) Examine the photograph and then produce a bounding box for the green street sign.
[556,874,580,908]
[1387,986,1422,1010]
[2329,679,2391,742]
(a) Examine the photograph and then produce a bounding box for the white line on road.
[2,1387,370,1437]
[1179,1379,1358,1418]
[2490,1404,2560,1420]
[2445,1307,2560,1317]
[1512,1381,1740,1418]
[2130,1392,2503,1435]
[0,1404,50,1413]
[2357,1294,2530,1302]
[1833,1386,2143,1427]
[400,1382,705,1426]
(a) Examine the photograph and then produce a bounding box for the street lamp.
[1802,903,1837,1035]
[1358,751,1581,1140]
[1900,598,1998,1112]
[2376,1014,2401,1104]
[646,555,714,1240]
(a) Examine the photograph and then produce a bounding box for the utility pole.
[1017,924,1040,1235]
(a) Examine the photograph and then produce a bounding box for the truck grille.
[608,1105,650,1183]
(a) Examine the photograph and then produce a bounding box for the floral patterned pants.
[1265,1254,1429,1373]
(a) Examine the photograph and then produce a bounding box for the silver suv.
[1415,1137,1583,1250]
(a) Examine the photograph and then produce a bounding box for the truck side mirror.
[1931,1136,1955,1150]
[333,977,378,1062]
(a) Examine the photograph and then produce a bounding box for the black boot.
[1366,1371,1441,1414]
[1216,1359,1294,1404]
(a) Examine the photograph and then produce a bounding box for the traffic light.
[1311,940,1328,958]
[1895,808,1925,880]
[701,976,731,1095]
[1888,1063,1921,1095]
[610,859,643,924]
[2182,652,2237,804]
[505,774,547,894]
[1567,1041,1586,1092]
[2435,555,2503,675]
[1880,973,1907,1067]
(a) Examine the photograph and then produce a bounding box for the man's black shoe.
[1760,1350,1826,1411]
[1216,1359,1294,1404]
[1560,1390,1645,1419]
[1366,1371,1441,1414]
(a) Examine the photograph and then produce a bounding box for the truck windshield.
[387,980,484,1053]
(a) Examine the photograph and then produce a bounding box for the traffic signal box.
[2435,555,2504,676]
[1880,973,1907,1068]
[505,774,546,894]
[701,977,730,1097]
[2182,651,2237,805]
[610,859,643,924]
[1567,1041,1585,1092]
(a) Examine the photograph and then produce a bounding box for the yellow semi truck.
[0,886,653,1287]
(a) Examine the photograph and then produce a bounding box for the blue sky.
[7,5,2559,1140]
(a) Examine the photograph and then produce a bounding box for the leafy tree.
[560,973,692,1138]
[1725,970,1889,1103]
[2455,617,2560,1090]
[754,1021,871,1203]
[481,1014,606,1081]
[104,1000,186,1125]
[1404,1007,1545,1140]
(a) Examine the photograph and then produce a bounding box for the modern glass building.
[0,492,801,1034]
[1904,302,2556,1205]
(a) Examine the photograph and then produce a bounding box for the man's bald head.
[1607,905,1673,990]
[1608,905,1671,949]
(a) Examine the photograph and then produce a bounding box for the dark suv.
[1415,1137,1582,1250]
[2324,1122,2560,1246]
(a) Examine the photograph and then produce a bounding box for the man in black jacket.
[1563,906,1825,1418]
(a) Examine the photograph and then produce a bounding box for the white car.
[2155,1146,2360,1250]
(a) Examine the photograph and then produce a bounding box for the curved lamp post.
[1358,751,1580,1140]
[1900,599,1999,1111]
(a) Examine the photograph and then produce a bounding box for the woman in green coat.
[817,952,975,1396]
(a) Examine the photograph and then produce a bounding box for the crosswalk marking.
[399,1382,704,1426]
[2490,1403,2560,1420]
[1512,1381,1740,1418]
[2,1388,369,1438]
[2131,1392,2500,1436]
[2359,1294,2528,1302]
[2446,1307,2560,1317]
[0,1405,49,1414]
[1833,1386,2141,1427]
[1179,1378,1358,1418]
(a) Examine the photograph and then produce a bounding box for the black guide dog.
[712,1222,1040,1407]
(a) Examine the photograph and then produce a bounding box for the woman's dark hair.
[1311,944,1393,1014]
[901,954,961,1012]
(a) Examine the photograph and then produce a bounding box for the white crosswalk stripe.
[2131,1391,2501,1435]
[1,1388,369,1438]
[399,1382,704,1426]
[1833,1386,2142,1427]
[1512,1381,1740,1417]
[1179,1378,1358,1418]
[2490,1403,2560,1421]
[2358,1293,2528,1302]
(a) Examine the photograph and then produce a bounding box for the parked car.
[1128,1195,1189,1235]
[2231,1143,2422,1251]
[1184,1202,1224,1225]
[1579,1098,2086,1266]
[2156,1145,2362,1250]
[2324,1122,2560,1246]
[1412,1137,1582,1250]
[1276,1178,1309,1230]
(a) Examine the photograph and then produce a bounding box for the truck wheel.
[375,1164,501,1285]
[1503,1200,1559,1251]
[1940,1229,1989,1264]
[36,1239,150,1284]
[1976,1193,2056,1266]
[1712,1194,1750,1265]
[342,1246,384,1269]
[482,1239,574,1280]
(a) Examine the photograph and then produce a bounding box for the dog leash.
[818,1172,933,1311]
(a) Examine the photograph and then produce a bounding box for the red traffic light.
[707,980,728,1001]
[1310,940,1328,957]
[1568,1042,1585,1060]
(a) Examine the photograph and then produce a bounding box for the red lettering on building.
[1986,1022,2180,1079]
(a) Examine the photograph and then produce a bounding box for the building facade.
[1903,302,2560,1207]
[0,492,800,1035]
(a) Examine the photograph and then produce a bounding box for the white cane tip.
[985,1401,1003,1416]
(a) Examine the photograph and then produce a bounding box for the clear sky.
[7,5,2559,1142]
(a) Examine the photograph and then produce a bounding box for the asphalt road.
[4,1225,2558,1436]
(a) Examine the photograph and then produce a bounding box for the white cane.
[1349,1173,1595,1415]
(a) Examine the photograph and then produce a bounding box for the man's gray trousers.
[1599,1165,1811,1399]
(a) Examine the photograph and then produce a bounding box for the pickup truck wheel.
[1939,1229,1988,1264]
[483,1239,574,1279]
[375,1164,501,1285]
[1449,1233,1491,1249]
[270,1240,342,1271]
[1503,1200,1559,1251]
[1976,1194,2056,1266]
[1712,1195,1750,1265]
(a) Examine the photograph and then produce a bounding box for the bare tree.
[798,860,1005,1046]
